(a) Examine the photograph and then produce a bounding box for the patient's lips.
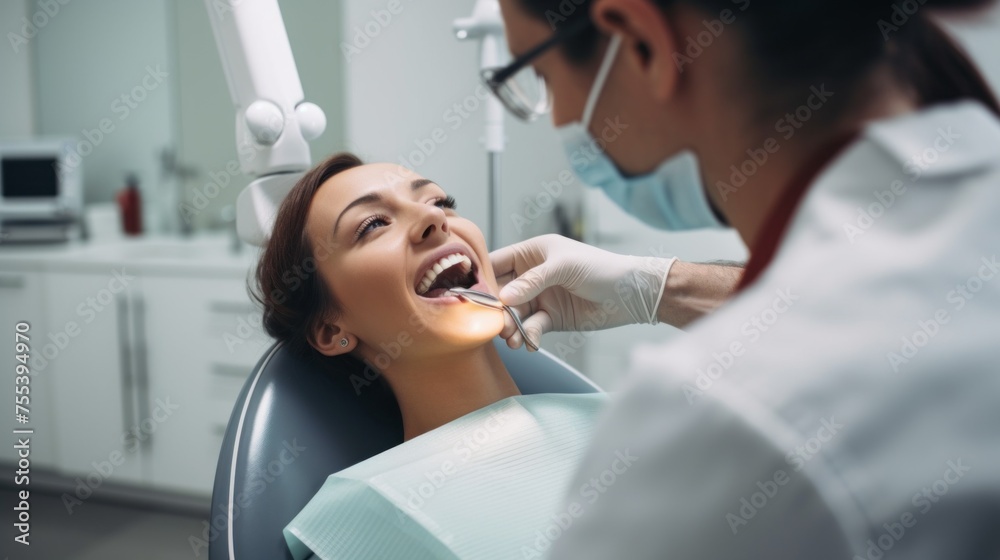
[416,253,476,297]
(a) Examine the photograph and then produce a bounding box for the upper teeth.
[417,253,473,295]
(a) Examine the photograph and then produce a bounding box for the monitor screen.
[2,157,59,198]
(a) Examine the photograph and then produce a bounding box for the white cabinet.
[0,235,272,498]
[43,268,271,496]
[0,269,57,469]
[43,269,145,486]
[141,274,273,495]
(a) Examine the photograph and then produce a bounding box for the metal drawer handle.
[116,293,137,436]
[210,363,251,378]
[209,301,256,315]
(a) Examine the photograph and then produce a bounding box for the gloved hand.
[490,234,677,351]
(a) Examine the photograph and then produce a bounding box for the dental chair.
[209,337,601,560]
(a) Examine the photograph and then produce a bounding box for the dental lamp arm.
[204,0,326,246]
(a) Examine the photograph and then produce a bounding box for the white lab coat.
[547,100,1000,560]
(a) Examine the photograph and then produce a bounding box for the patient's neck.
[385,344,520,441]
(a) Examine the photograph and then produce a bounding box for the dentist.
[488,0,1000,558]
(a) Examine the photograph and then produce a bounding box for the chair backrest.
[209,337,601,560]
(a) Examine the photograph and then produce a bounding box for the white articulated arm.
[205,0,327,246]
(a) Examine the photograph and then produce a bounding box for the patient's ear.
[310,319,355,357]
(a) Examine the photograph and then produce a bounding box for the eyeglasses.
[481,16,594,121]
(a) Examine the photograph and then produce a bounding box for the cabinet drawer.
[205,299,275,365]
[208,362,252,402]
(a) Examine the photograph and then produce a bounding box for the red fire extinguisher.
[117,174,143,236]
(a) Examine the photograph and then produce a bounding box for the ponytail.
[890,12,1000,116]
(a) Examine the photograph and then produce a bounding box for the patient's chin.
[428,306,505,349]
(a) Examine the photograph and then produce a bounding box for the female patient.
[251,152,607,559]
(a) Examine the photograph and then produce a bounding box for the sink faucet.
[159,147,199,237]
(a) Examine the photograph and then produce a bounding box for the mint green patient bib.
[283,392,608,560]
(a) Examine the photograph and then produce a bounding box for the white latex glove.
[490,234,677,351]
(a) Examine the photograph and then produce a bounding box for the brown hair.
[524,0,1000,120]
[249,152,364,359]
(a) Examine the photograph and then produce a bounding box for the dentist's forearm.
[656,260,744,328]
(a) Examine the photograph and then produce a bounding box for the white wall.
[0,0,36,138]
[31,0,176,233]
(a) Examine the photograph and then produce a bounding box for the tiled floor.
[1,485,207,560]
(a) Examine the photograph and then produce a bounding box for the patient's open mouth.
[416,253,477,298]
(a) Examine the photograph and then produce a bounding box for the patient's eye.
[355,214,389,240]
[435,195,457,210]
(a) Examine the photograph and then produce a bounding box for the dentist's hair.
[250,152,364,359]
[522,0,1000,119]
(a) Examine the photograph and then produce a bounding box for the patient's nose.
[413,207,449,242]
[420,221,448,239]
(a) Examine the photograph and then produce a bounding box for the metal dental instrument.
[445,287,539,351]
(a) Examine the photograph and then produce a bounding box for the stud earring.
[340,338,349,347]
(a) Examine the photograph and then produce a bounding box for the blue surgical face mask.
[557,34,727,231]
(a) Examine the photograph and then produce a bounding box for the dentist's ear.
[590,0,682,103]
[310,320,355,356]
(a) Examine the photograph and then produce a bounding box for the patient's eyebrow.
[412,178,434,190]
[333,178,438,235]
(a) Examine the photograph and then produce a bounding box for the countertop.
[0,231,261,278]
